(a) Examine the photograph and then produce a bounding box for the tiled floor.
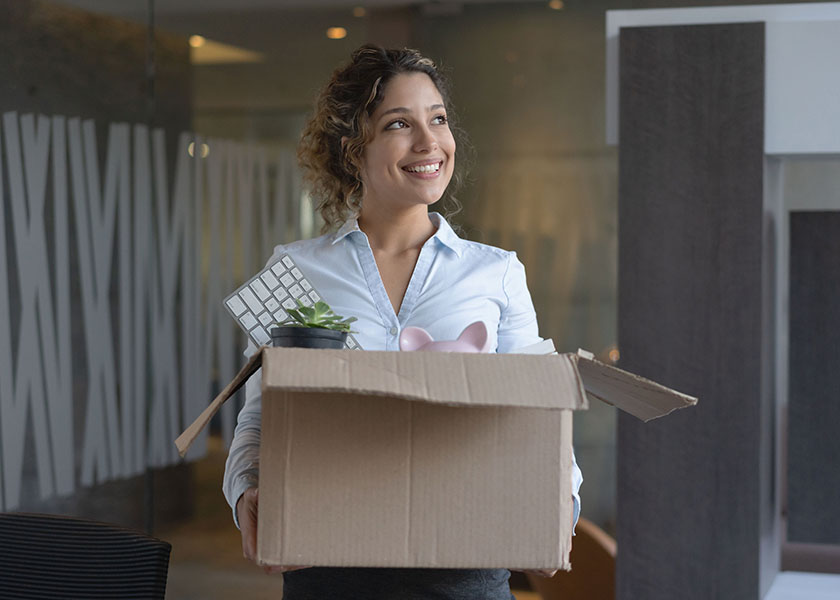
[160,439,285,599]
[159,437,540,600]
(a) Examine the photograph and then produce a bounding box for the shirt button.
[389,326,398,336]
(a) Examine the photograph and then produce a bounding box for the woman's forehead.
[375,73,445,114]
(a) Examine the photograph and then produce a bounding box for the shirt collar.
[331,211,464,258]
[331,217,361,244]
[428,212,464,257]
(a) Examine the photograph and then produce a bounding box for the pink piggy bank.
[399,321,492,353]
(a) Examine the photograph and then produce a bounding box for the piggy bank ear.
[400,326,434,351]
[457,321,492,353]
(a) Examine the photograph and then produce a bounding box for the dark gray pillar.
[788,211,840,545]
[617,23,769,599]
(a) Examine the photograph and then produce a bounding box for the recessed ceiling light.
[326,27,347,40]
[353,6,366,17]
[190,38,264,65]
[548,0,564,10]
[189,35,206,48]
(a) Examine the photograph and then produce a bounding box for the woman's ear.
[400,327,434,351]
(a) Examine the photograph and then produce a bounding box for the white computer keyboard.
[223,253,362,350]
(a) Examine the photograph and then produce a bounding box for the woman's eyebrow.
[378,104,446,119]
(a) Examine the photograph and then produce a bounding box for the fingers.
[263,565,310,575]
[532,569,558,578]
[519,568,558,578]
[237,487,259,562]
[237,488,308,575]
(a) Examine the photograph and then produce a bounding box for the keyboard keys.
[239,287,263,315]
[226,295,247,316]
[240,312,258,330]
[250,279,270,301]
[252,327,270,345]
[261,271,280,290]
[271,262,286,277]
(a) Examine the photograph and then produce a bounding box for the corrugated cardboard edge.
[260,348,587,410]
[174,346,267,457]
[574,349,698,421]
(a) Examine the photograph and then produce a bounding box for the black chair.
[0,512,171,599]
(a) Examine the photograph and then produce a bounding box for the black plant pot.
[270,326,348,349]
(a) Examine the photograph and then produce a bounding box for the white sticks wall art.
[0,111,303,510]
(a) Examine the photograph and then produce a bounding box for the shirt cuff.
[572,492,581,536]
[230,474,259,530]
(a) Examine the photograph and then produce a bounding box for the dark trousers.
[282,568,515,600]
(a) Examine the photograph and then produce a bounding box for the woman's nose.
[413,126,439,153]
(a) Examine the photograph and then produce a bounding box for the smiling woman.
[223,43,583,600]
[297,44,467,232]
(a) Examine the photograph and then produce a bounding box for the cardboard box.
[176,345,695,570]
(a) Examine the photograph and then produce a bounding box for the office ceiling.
[56,0,543,16]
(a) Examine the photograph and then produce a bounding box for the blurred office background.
[1,1,838,598]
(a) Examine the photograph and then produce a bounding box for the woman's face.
[359,72,456,213]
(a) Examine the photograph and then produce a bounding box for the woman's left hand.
[523,569,558,578]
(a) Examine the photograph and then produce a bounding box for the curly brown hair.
[298,44,469,232]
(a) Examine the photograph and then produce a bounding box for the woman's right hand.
[236,487,309,574]
[237,487,260,563]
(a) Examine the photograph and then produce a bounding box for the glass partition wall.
[0,0,191,533]
[2,4,619,596]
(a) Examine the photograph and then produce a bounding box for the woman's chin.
[415,189,447,207]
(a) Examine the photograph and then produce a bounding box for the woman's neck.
[357,205,436,255]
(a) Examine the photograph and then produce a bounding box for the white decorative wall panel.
[0,111,300,510]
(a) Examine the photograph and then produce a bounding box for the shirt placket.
[352,232,437,351]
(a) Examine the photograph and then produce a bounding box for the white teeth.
[405,162,441,173]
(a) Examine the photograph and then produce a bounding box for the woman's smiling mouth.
[402,160,443,176]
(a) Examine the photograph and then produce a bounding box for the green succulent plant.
[277,299,357,333]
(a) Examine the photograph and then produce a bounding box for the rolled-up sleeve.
[498,251,583,531]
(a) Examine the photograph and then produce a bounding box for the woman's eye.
[385,119,407,130]
[433,114,448,125]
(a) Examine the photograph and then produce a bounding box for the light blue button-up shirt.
[223,212,583,529]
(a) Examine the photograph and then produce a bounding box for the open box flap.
[574,349,698,421]
[175,347,265,457]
